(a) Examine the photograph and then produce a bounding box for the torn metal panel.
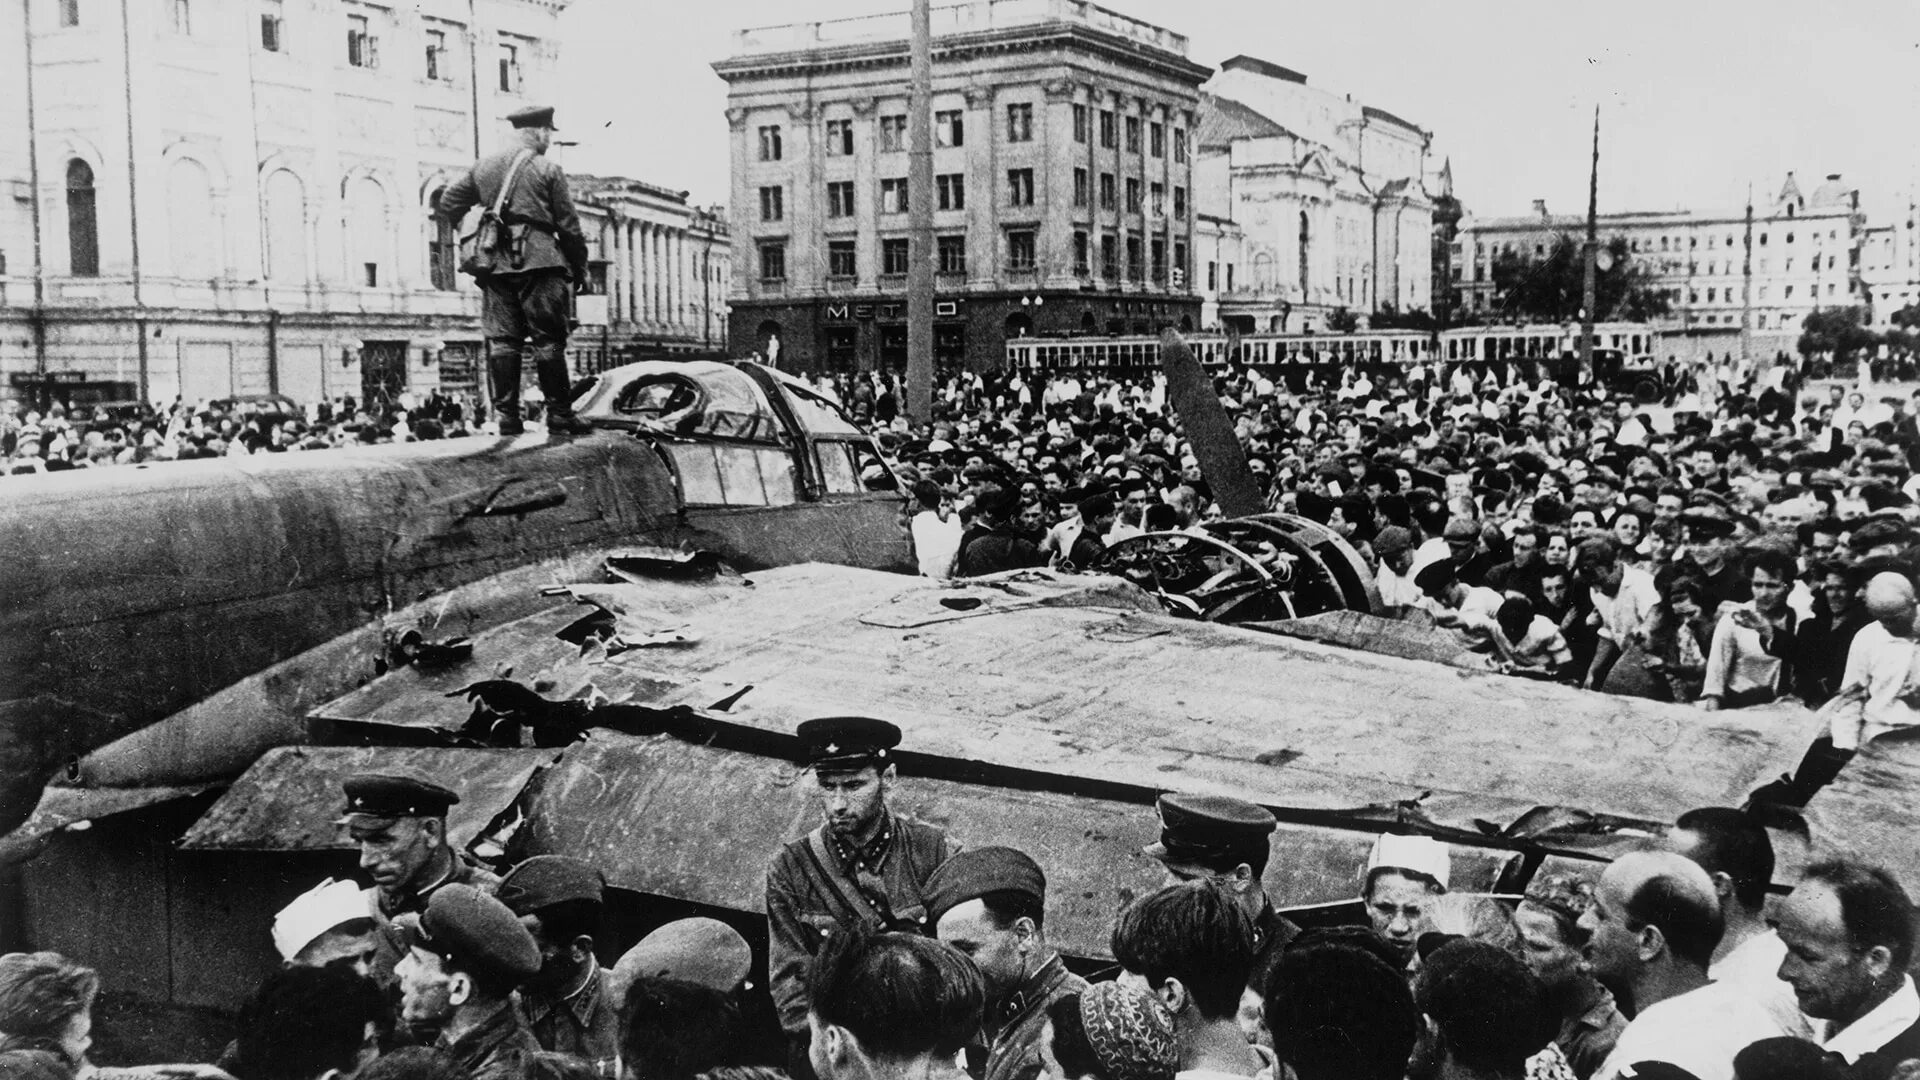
[178,746,556,852]
[1251,611,1481,667]
[1804,734,1920,892]
[515,734,1522,960]
[0,784,212,864]
[316,563,1807,838]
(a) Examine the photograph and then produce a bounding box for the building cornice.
[713,23,1211,89]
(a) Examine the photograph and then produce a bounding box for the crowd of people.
[0,391,489,474]
[3,718,1917,1080]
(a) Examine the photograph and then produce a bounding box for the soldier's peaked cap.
[508,105,557,130]
[342,771,459,820]
[1143,793,1276,867]
[495,855,605,915]
[796,716,902,769]
[408,883,541,984]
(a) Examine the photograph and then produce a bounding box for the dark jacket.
[523,962,620,1077]
[439,145,588,280]
[439,1000,543,1080]
[981,956,1088,1080]
[956,522,1043,577]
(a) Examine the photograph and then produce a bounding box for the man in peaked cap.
[342,770,499,987]
[495,855,618,1075]
[926,846,1087,1080]
[765,717,958,1079]
[1145,792,1302,1016]
[437,104,590,438]
[394,883,542,1080]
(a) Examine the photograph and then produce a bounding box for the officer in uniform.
[765,717,957,1079]
[341,771,500,984]
[1144,793,1301,973]
[495,855,619,1077]
[437,105,591,437]
[394,884,543,1080]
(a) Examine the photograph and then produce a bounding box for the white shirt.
[1376,563,1422,609]
[1595,980,1792,1080]
[910,509,964,579]
[1834,622,1920,750]
[1594,565,1660,646]
[1702,604,1786,701]
[1710,930,1815,1041]
[1824,976,1920,1063]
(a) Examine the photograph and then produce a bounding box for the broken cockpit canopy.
[571,361,783,442]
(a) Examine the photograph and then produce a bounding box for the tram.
[1005,322,1661,392]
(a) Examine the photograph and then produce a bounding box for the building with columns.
[713,0,1209,373]
[570,176,730,368]
[1190,56,1436,334]
[0,0,724,412]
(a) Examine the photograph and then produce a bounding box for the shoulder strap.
[491,149,533,216]
[803,831,875,928]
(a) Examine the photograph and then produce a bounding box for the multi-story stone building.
[1452,172,1865,353]
[0,0,726,412]
[1190,56,1436,334]
[713,0,1210,372]
[571,175,732,368]
[1860,197,1919,327]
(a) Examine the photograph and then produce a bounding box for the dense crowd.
[0,391,488,474]
[3,722,1916,1080]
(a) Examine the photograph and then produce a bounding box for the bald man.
[1581,852,1793,1080]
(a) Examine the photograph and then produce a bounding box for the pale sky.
[555,0,1920,223]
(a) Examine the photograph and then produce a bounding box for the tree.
[1489,234,1671,323]
[1326,307,1359,333]
[1891,302,1920,330]
[1797,306,1881,360]
[1370,303,1437,331]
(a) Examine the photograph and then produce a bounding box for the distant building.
[1191,56,1436,334]
[1860,197,1919,327]
[571,176,731,367]
[0,0,721,412]
[713,0,1210,373]
[1452,172,1865,352]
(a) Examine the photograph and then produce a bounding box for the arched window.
[345,176,390,287]
[262,169,307,283]
[427,186,456,291]
[66,159,98,277]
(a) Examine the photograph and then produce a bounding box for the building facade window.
[880,177,908,214]
[936,173,964,211]
[347,13,376,67]
[1150,122,1164,158]
[879,115,907,152]
[1173,127,1187,162]
[758,125,782,161]
[1006,103,1033,143]
[170,0,190,34]
[1073,168,1088,208]
[1006,229,1035,271]
[1006,169,1034,208]
[882,237,909,275]
[759,241,786,281]
[1151,237,1166,282]
[428,187,456,290]
[59,0,79,26]
[825,119,852,156]
[1099,173,1114,210]
[1101,233,1118,279]
[1149,182,1164,216]
[828,240,856,279]
[935,110,963,148]
[425,29,449,78]
[758,186,783,222]
[1099,110,1115,149]
[498,41,522,90]
[1173,186,1186,219]
[66,159,98,277]
[1208,261,1218,290]
[1126,235,1142,279]
[1124,116,1140,154]
[827,180,854,218]
[261,0,283,50]
[1074,230,1090,274]
[937,235,966,274]
[1125,178,1140,213]
[1073,104,1088,143]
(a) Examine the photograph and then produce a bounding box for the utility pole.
[1740,185,1754,371]
[904,0,934,425]
[1578,105,1599,382]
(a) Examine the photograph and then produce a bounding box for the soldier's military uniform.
[764,718,956,1073]
[398,884,543,1080]
[1144,793,1301,977]
[495,855,621,1078]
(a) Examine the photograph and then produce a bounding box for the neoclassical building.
[713,0,1210,372]
[1190,56,1436,334]
[0,0,726,411]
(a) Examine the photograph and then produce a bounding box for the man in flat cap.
[395,883,543,1080]
[495,855,618,1075]
[1145,794,1300,978]
[766,716,958,1079]
[926,846,1086,1080]
[341,770,499,984]
[437,105,591,438]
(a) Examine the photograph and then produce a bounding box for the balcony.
[731,0,1188,57]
